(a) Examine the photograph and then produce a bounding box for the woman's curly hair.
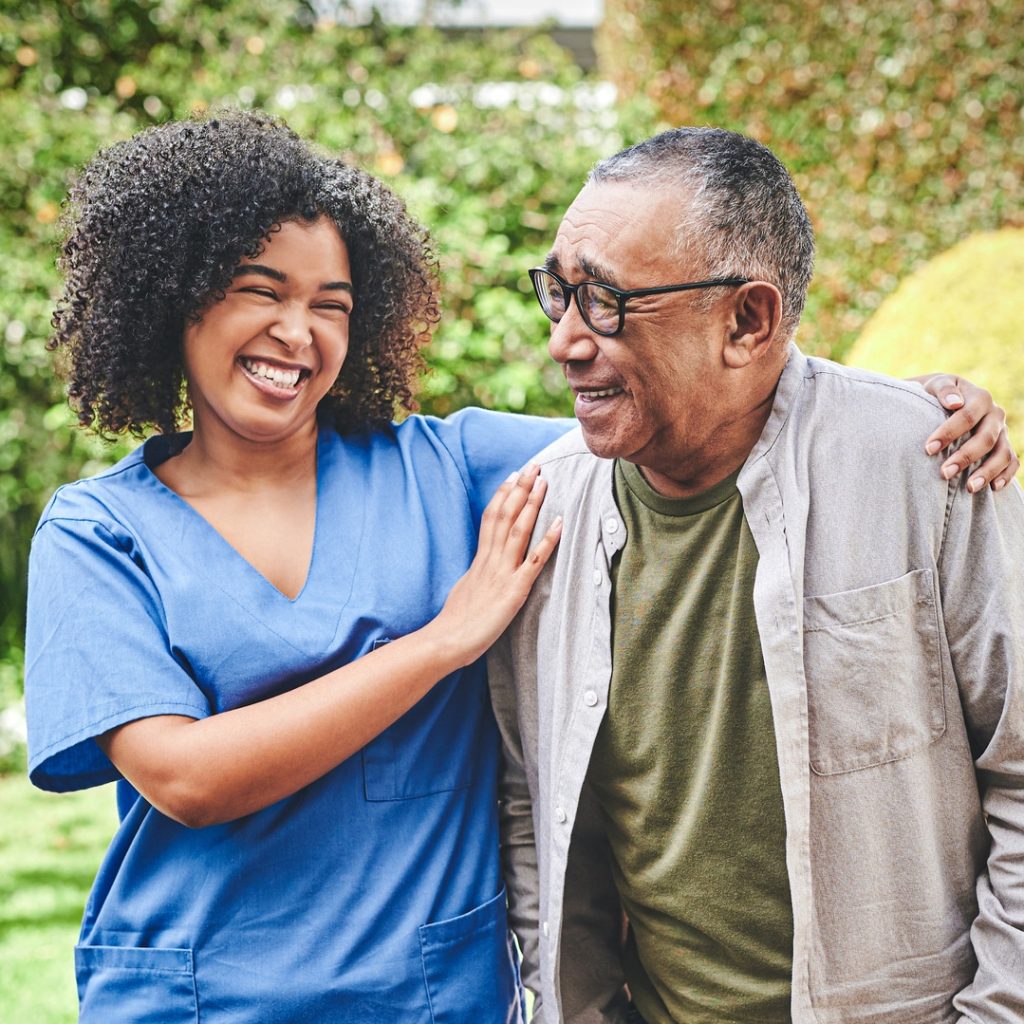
[51,110,439,435]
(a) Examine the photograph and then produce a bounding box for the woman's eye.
[238,286,276,299]
[317,303,352,314]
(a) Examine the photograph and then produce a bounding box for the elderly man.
[490,127,1024,1024]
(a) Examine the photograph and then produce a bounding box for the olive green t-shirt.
[587,459,793,1023]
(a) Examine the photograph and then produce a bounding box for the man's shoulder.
[757,352,955,505]
[799,355,945,429]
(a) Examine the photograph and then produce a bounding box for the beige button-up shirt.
[489,347,1024,1024]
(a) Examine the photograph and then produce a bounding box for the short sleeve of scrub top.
[26,506,212,792]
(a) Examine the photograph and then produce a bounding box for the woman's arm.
[917,375,1019,491]
[98,466,561,829]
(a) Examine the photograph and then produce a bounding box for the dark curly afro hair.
[51,110,439,436]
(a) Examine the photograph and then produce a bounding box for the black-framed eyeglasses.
[528,267,750,337]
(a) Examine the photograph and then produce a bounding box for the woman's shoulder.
[325,409,565,461]
[37,441,156,538]
[394,408,574,462]
[320,412,575,512]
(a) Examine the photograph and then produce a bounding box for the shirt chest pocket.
[803,568,945,776]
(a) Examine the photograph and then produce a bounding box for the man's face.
[544,182,740,483]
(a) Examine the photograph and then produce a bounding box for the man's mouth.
[573,385,626,401]
[238,357,311,393]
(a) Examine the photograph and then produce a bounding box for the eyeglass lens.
[534,270,619,334]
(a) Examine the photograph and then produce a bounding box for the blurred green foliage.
[597,0,1023,360]
[848,228,1024,456]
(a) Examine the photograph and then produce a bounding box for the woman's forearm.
[99,619,465,827]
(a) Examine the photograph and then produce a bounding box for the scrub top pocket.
[75,944,197,1023]
[362,671,483,801]
[803,568,945,775]
[419,886,523,1024]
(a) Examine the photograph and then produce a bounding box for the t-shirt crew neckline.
[616,458,742,518]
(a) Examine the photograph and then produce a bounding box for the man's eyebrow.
[233,264,353,293]
[542,252,619,287]
[579,255,620,288]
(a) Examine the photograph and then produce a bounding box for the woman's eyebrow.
[233,264,352,292]
[233,264,285,282]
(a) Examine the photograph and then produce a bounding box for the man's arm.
[939,479,1024,1022]
[488,630,545,1008]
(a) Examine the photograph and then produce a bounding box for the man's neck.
[638,379,780,499]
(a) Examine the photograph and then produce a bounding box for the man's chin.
[576,423,628,462]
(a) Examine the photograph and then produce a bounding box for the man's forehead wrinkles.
[558,197,632,243]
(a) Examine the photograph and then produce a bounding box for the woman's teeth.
[241,358,302,388]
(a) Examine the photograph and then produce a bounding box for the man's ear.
[723,282,782,368]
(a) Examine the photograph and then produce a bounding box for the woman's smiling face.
[182,217,353,446]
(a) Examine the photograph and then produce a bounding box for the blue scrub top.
[25,408,570,1024]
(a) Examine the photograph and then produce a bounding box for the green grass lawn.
[0,772,117,1023]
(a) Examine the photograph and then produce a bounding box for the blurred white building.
[330,0,603,66]
[342,0,601,25]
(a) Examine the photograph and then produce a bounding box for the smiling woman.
[52,112,426,437]
[24,111,567,1023]
[182,222,352,434]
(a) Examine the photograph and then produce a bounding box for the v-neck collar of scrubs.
[135,426,365,656]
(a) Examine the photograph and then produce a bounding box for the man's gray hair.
[589,127,815,341]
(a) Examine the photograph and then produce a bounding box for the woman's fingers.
[435,464,560,665]
[482,464,553,571]
[923,376,992,454]
[480,464,540,556]
[920,373,966,421]
[519,514,563,579]
[942,426,1018,493]
[504,475,548,567]
[921,375,1019,491]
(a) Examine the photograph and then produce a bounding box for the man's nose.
[547,301,600,365]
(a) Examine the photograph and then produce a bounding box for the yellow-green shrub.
[846,228,1024,473]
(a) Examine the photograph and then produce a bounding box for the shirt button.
[592,569,602,587]
[554,806,567,823]
[542,920,550,937]
[583,690,598,707]
[604,517,620,534]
